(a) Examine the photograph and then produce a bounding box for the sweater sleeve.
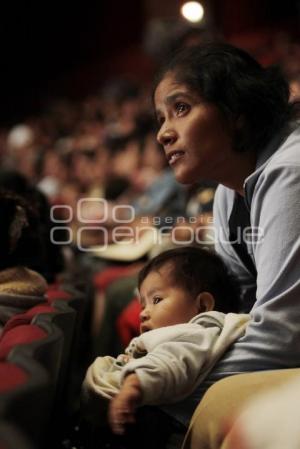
[249,163,300,366]
[213,159,300,375]
[213,186,256,312]
[120,323,222,405]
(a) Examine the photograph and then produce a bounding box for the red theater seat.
[0,321,64,389]
[46,285,91,418]
[46,285,72,301]
[116,297,141,348]
[0,352,51,447]
[46,285,85,322]
[3,304,57,333]
[93,265,134,292]
[0,422,35,449]
[0,325,47,360]
[2,303,75,401]
[32,308,76,406]
[0,362,28,392]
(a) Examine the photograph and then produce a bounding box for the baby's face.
[138,264,198,333]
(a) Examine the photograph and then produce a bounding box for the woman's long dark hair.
[154,43,294,154]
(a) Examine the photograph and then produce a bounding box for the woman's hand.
[108,373,142,435]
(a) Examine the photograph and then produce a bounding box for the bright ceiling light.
[181,1,204,23]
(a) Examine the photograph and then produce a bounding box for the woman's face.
[154,73,235,185]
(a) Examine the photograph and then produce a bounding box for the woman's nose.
[157,127,177,147]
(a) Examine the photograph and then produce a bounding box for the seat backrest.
[48,286,92,415]
[0,421,36,449]
[0,324,47,361]
[0,321,64,387]
[0,352,51,447]
[45,286,72,301]
[2,302,75,399]
[31,302,76,351]
[46,285,90,417]
[46,285,84,316]
[32,307,76,407]
[2,304,57,334]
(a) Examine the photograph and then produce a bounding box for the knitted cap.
[0,267,47,296]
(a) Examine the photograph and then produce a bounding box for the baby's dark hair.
[138,246,240,313]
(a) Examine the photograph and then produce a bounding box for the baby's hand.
[108,373,142,435]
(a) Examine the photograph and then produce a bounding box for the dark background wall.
[0,0,299,124]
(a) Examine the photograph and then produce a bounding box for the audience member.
[0,191,47,332]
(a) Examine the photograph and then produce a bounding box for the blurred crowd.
[0,27,300,348]
[0,24,300,449]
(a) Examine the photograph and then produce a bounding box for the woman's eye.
[157,115,165,127]
[153,296,162,305]
[175,102,189,116]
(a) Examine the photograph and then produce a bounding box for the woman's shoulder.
[268,125,300,167]
[256,126,300,186]
[213,185,235,220]
[245,125,300,204]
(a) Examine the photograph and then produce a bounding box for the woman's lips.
[167,150,185,166]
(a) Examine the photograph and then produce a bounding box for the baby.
[82,246,249,440]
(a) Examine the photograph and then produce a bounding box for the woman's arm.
[213,158,300,375]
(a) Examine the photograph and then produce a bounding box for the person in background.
[0,191,47,332]
[0,170,65,283]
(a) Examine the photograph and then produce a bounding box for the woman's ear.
[196,292,215,313]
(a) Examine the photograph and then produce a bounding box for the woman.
[153,43,300,432]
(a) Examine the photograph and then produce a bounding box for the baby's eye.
[153,296,163,305]
[175,102,190,116]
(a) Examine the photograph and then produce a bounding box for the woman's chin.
[174,168,198,185]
